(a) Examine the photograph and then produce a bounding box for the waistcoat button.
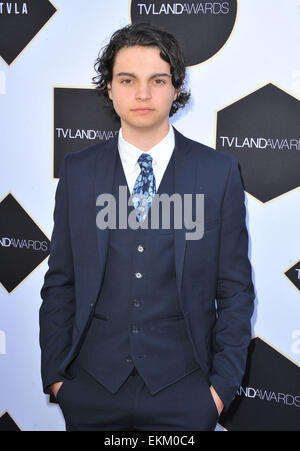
[131,325,141,334]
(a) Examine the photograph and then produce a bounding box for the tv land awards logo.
[0,193,50,293]
[219,337,300,431]
[0,237,48,251]
[219,136,300,152]
[0,0,57,65]
[53,87,120,178]
[130,0,238,66]
[216,83,300,203]
[236,386,299,408]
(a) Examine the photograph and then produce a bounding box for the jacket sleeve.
[39,154,75,394]
[209,155,255,410]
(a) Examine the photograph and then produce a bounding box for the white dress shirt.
[117,125,175,195]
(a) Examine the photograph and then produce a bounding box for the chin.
[127,117,158,128]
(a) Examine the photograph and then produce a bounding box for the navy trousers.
[56,362,219,431]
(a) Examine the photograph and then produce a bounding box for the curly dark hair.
[92,23,190,117]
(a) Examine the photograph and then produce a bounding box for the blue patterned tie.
[132,153,156,222]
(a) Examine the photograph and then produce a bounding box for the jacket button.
[135,272,143,279]
[137,354,146,360]
[137,245,144,253]
[131,325,141,334]
[133,299,141,307]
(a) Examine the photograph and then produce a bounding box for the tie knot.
[137,153,153,172]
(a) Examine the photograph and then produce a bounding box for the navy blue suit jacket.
[40,128,255,409]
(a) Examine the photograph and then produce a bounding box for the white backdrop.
[0,0,299,431]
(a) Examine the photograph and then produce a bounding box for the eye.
[120,78,134,85]
[153,79,166,85]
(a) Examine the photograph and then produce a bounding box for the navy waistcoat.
[77,149,199,395]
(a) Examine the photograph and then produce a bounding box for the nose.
[135,82,151,101]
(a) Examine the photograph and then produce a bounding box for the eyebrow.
[115,72,171,79]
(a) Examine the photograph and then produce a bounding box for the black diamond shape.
[0,0,57,65]
[216,84,300,203]
[0,412,21,431]
[284,260,300,292]
[219,337,300,431]
[0,193,50,293]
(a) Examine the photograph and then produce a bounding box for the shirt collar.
[118,124,175,171]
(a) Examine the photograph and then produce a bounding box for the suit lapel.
[94,135,118,292]
[173,128,196,298]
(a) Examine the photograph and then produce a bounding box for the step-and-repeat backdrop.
[0,0,299,431]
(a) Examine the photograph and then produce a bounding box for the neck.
[121,121,170,151]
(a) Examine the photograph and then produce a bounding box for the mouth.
[131,108,154,114]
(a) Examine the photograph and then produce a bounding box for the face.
[107,45,179,133]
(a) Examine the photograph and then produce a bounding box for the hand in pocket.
[51,381,64,398]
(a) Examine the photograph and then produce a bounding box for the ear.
[173,87,180,102]
[107,81,112,100]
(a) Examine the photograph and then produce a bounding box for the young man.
[40,23,255,431]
